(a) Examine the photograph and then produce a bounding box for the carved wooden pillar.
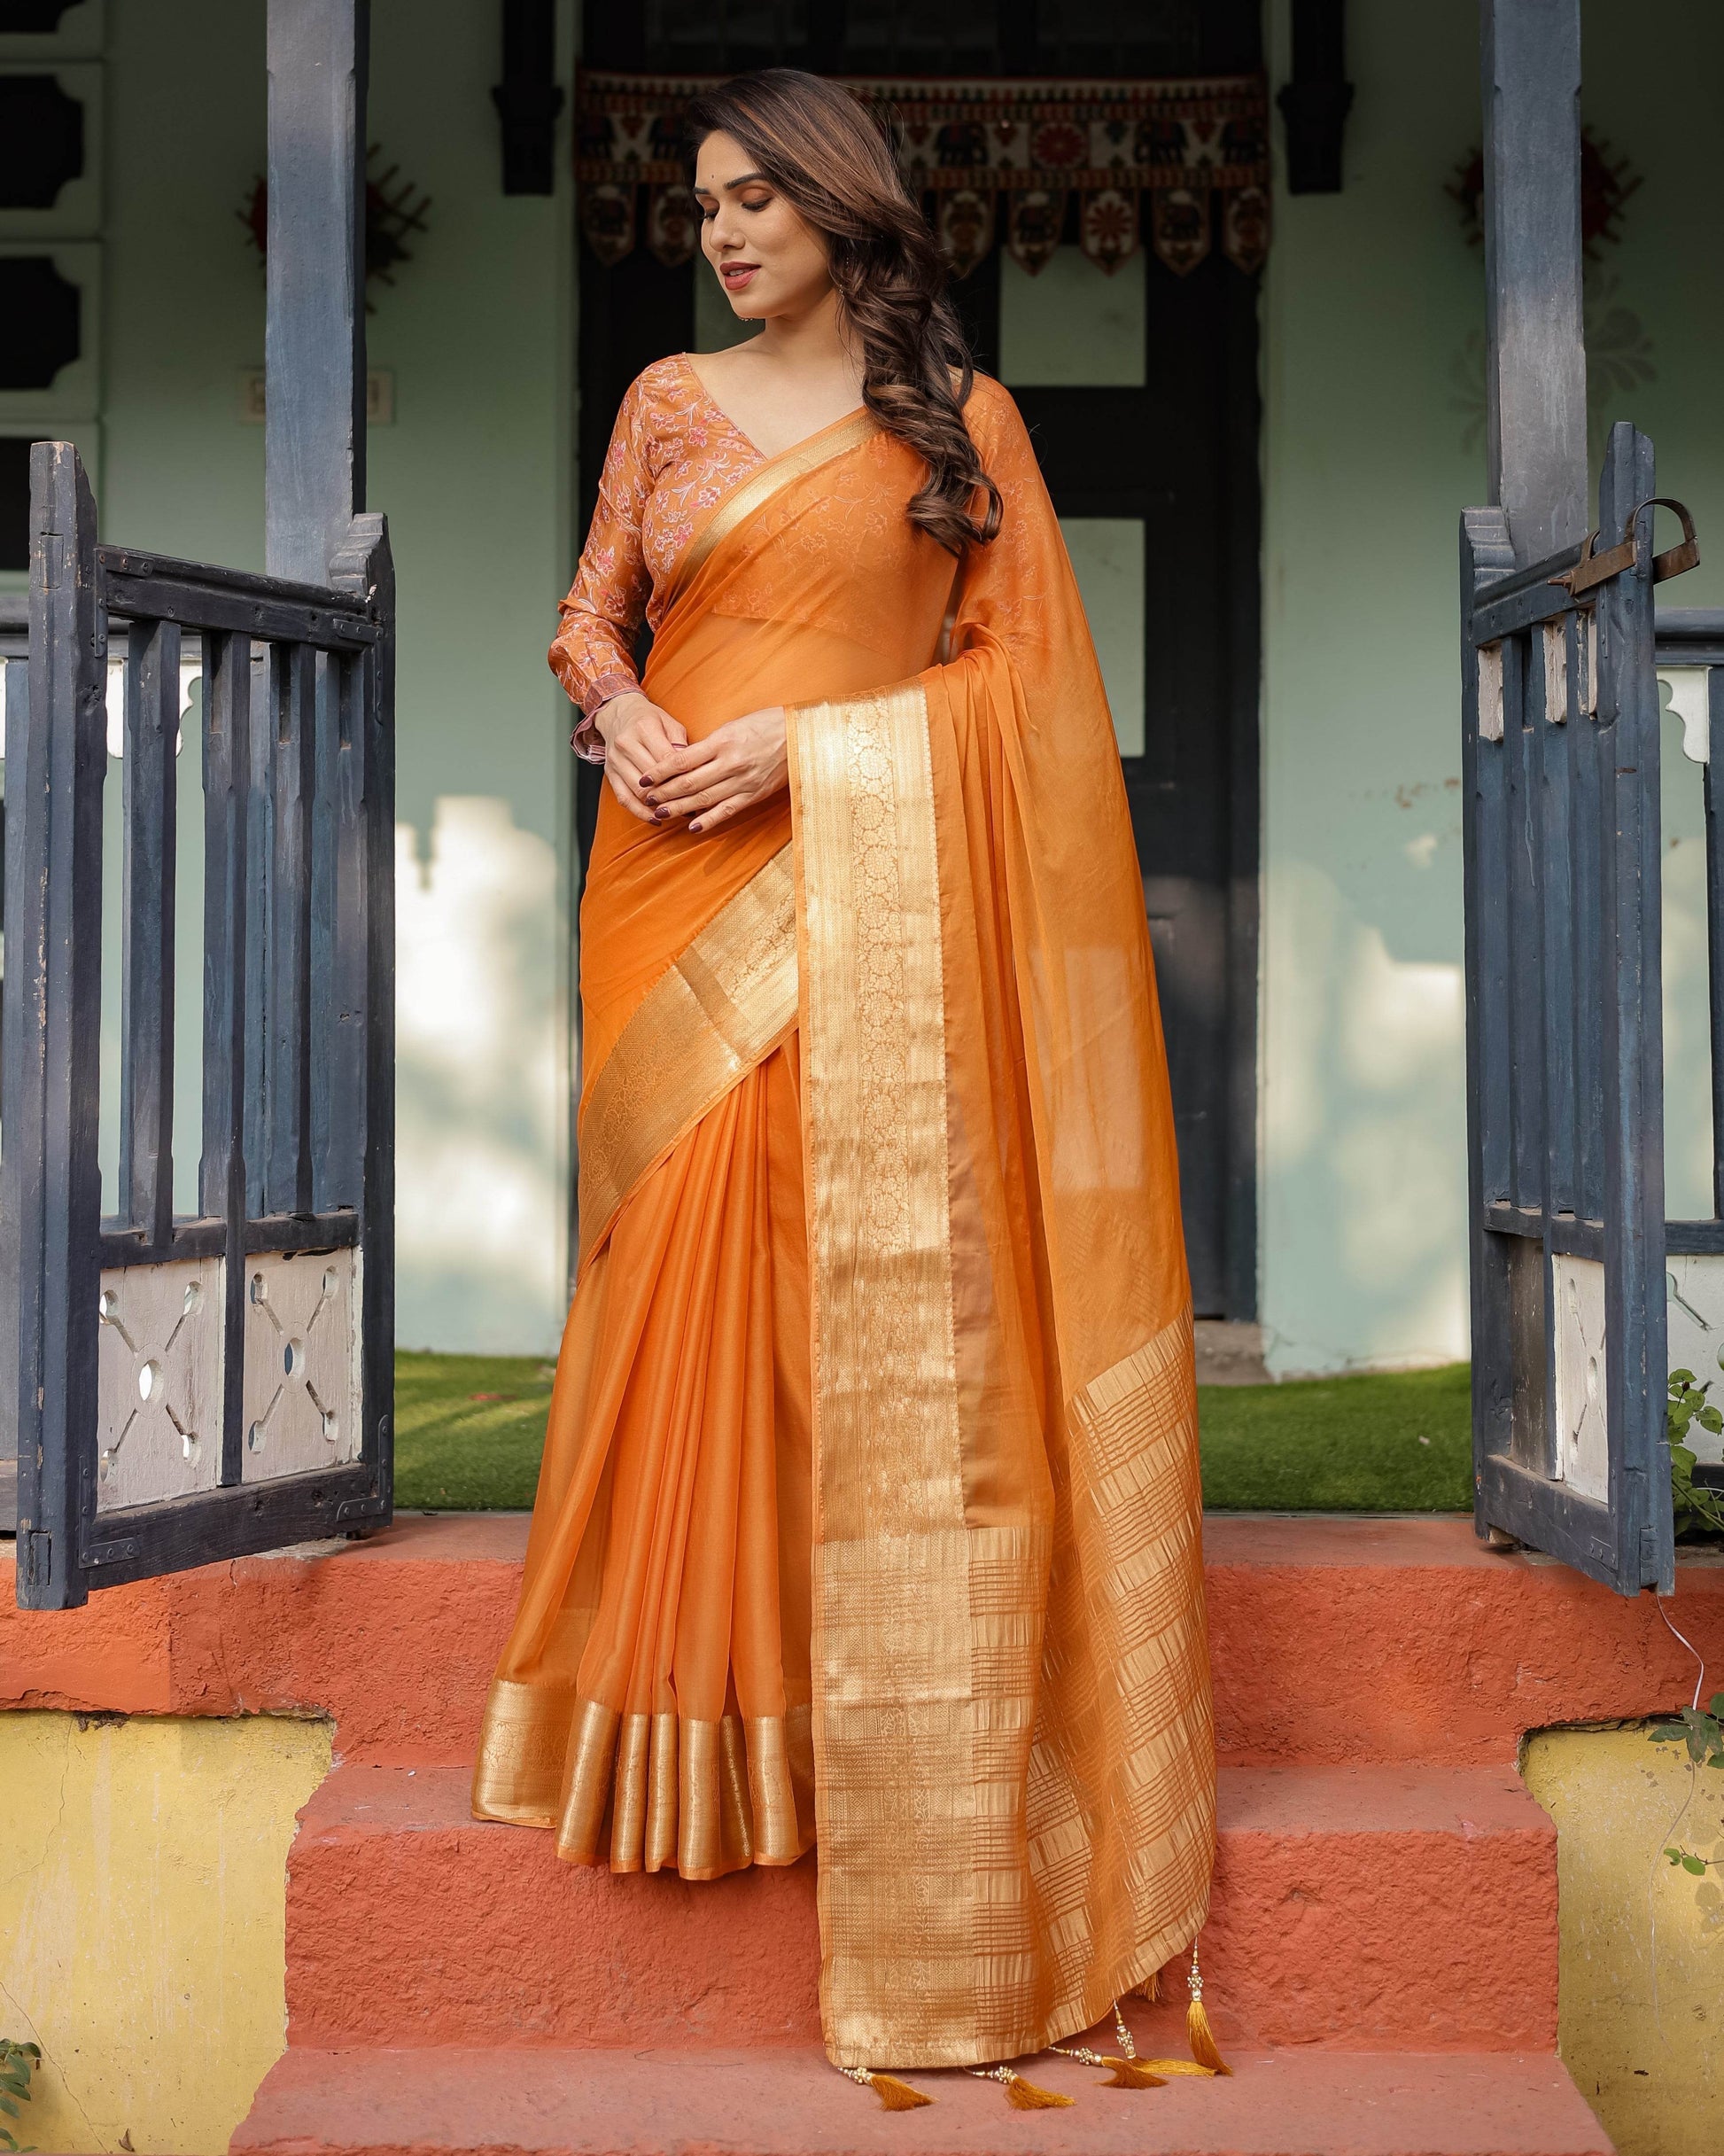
[1479,0,1588,565]
[265,0,369,585]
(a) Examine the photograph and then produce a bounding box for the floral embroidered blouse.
[550,354,767,759]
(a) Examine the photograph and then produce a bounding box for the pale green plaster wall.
[1259,0,1724,1374]
[90,0,577,1354]
[20,2,1724,1370]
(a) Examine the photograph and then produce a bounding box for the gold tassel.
[1050,2043,1165,2090]
[838,2066,933,2111]
[967,2065,1076,2110]
[1186,1942,1233,2077]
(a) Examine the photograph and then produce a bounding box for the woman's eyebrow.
[702,172,768,192]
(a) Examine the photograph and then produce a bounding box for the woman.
[472,68,1217,2099]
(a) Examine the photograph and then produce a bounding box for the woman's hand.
[593,691,689,824]
[641,705,788,835]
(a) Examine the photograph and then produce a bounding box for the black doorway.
[573,0,1262,1319]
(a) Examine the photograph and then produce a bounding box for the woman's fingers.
[639,712,688,765]
[688,793,754,835]
[646,750,734,806]
[665,774,747,823]
[604,749,658,822]
[642,736,721,789]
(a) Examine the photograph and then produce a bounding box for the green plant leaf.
[1672,1370,1697,1388]
[1683,1854,1708,1875]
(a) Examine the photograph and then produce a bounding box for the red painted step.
[231,2042,1613,2156]
[9,1516,1719,1769]
[284,1761,1557,2053]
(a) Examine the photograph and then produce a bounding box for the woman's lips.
[722,265,758,290]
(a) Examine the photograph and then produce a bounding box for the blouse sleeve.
[549,376,655,759]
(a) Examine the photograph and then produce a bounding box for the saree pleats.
[478,373,1212,2069]
[472,1046,816,1878]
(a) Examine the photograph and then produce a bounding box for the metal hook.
[1557,495,1699,597]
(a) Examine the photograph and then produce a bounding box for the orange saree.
[471,357,1215,2072]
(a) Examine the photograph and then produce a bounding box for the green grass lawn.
[392,1350,1473,1514]
[394,1351,556,1509]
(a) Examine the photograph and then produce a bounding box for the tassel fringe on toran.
[841,1941,1231,2108]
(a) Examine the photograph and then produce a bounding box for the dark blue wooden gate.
[1462,420,1704,1595]
[3,443,395,1608]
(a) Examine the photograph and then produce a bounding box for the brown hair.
[685,69,1001,556]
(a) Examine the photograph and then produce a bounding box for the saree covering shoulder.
[472,366,1214,2073]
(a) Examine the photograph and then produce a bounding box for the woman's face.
[694,129,832,322]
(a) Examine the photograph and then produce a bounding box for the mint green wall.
[1259,0,1724,1374]
[94,0,577,1354]
[26,1,1724,1370]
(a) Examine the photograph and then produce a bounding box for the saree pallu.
[472,385,1215,2070]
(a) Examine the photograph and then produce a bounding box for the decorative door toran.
[576,72,1270,282]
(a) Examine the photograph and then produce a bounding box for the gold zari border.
[791,684,1212,2068]
[576,844,798,1267]
[472,1681,816,1879]
[795,684,1050,2068]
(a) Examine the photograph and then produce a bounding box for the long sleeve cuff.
[567,676,639,765]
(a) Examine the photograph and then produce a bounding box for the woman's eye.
[741,195,772,212]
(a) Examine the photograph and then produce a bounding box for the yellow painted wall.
[0,1713,331,2156]
[1525,1725,1724,2156]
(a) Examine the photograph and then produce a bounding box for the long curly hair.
[685,69,1001,557]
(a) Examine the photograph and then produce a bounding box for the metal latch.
[1554,496,1700,597]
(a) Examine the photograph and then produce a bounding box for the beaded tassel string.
[836,2066,932,2111]
[964,2064,1074,2110]
[1047,2035,1166,2089]
[836,1944,1229,2113]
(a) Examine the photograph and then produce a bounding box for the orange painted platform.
[284,1760,1557,2051]
[230,2043,1613,2156]
[10,1514,1716,2152]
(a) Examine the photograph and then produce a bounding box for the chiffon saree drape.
[471,380,1215,2071]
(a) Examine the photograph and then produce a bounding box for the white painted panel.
[1660,667,1711,765]
[1551,1254,1609,1502]
[241,1247,362,1482]
[1660,681,1714,1220]
[1060,517,1145,757]
[1477,642,1503,742]
[97,1257,224,1511]
[1666,1256,1724,1467]
[999,245,1145,387]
